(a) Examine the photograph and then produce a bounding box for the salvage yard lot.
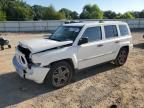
[0,31,144,108]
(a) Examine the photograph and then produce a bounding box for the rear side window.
[104,25,118,38]
[82,26,102,42]
[119,25,129,36]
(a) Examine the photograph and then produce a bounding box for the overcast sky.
[25,0,144,13]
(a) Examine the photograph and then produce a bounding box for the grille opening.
[18,45,32,64]
[21,56,25,64]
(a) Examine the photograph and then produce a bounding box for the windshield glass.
[49,26,82,42]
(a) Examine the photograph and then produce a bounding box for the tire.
[114,48,128,66]
[8,45,11,48]
[1,46,4,50]
[46,61,73,88]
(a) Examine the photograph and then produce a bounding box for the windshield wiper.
[48,37,61,41]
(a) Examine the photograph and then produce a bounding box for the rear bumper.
[13,56,50,84]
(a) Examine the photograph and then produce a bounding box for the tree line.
[0,0,144,21]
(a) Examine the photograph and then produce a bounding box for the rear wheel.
[114,48,128,66]
[46,61,73,88]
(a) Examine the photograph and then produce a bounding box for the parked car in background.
[13,21,133,88]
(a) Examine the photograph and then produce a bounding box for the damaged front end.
[13,45,50,84]
[17,45,33,68]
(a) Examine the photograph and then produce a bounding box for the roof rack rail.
[64,20,82,24]
[99,20,104,23]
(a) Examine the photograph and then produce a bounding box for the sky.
[25,0,144,13]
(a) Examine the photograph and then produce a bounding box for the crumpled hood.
[19,39,73,53]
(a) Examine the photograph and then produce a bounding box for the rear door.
[117,24,132,51]
[102,25,120,60]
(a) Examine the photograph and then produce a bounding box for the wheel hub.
[52,66,70,86]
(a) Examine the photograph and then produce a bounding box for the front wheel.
[46,61,73,88]
[114,48,129,66]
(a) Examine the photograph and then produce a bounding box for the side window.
[82,26,102,42]
[104,25,118,38]
[119,25,129,36]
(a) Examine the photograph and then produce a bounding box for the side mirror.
[78,37,88,45]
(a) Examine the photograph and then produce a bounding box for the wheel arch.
[120,45,129,53]
[49,58,75,73]
[44,58,76,84]
[114,45,129,61]
[114,45,129,66]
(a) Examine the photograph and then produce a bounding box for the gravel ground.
[0,31,144,108]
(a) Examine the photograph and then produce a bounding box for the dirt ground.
[0,31,144,108]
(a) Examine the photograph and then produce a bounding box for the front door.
[77,26,105,69]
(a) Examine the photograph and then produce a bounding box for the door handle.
[97,44,104,47]
[115,41,120,43]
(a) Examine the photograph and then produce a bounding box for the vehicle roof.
[63,21,127,27]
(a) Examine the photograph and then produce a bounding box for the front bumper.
[13,56,50,84]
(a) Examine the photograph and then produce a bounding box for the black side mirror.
[78,37,88,45]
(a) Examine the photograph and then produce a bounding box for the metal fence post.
[47,21,48,32]
[138,18,140,29]
[18,21,20,32]
[3,21,6,32]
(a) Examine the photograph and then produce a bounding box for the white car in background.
[13,21,133,88]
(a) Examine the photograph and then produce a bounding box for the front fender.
[31,46,78,69]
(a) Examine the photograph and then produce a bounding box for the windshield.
[49,26,82,42]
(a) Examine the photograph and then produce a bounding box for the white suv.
[13,21,133,88]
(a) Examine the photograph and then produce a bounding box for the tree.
[43,5,65,20]
[59,8,79,19]
[0,0,9,11]
[118,12,135,19]
[115,13,122,19]
[0,10,6,21]
[32,5,47,20]
[139,10,144,18]
[80,4,103,19]
[4,0,33,21]
[59,8,72,19]
[55,12,66,20]
[131,11,140,18]
[104,10,117,19]
[43,5,56,20]
[70,11,79,19]
[0,1,143,21]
